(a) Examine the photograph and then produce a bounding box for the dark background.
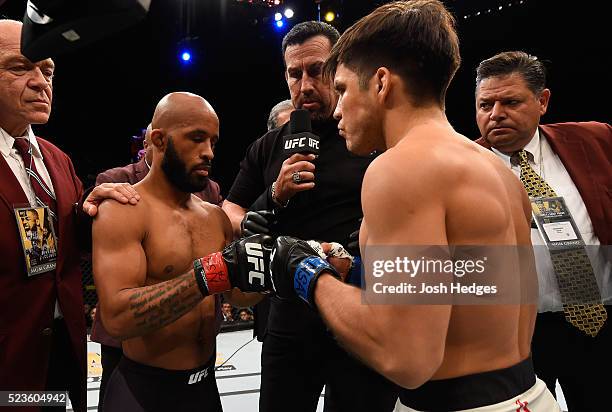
[1,0,609,193]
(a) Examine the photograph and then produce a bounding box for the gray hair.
[267,99,293,131]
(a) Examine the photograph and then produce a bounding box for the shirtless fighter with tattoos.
[92,92,269,411]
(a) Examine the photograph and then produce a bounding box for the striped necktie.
[515,149,606,337]
[13,138,59,235]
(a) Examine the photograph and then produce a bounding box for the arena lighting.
[21,0,151,61]
[274,12,283,21]
[324,11,335,22]
[284,8,294,18]
[233,0,282,6]
[181,51,192,62]
[463,0,527,20]
[276,19,284,28]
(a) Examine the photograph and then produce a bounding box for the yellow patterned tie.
[515,149,607,337]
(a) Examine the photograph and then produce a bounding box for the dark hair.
[267,99,293,131]
[323,0,460,107]
[476,51,547,95]
[282,21,340,59]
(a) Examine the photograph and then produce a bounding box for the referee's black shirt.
[226,119,373,334]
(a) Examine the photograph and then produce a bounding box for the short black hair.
[282,21,340,59]
[323,0,460,107]
[476,51,547,95]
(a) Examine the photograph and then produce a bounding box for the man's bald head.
[152,92,218,131]
[0,19,55,136]
[143,123,153,164]
[0,19,22,52]
[149,92,220,194]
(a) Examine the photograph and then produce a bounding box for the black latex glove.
[346,217,362,256]
[241,210,276,237]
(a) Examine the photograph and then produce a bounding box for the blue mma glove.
[270,236,341,308]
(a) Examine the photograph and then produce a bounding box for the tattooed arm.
[92,200,203,340]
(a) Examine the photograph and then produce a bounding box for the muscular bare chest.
[142,201,226,282]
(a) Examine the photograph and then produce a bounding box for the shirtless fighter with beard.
[92,92,269,411]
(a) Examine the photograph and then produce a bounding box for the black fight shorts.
[102,354,222,412]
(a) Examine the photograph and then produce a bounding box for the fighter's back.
[361,122,535,380]
[434,131,535,380]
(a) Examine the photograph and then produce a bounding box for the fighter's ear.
[150,128,167,150]
[374,67,392,104]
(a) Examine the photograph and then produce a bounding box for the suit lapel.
[0,154,30,210]
[134,158,149,182]
[541,126,604,229]
[37,141,67,273]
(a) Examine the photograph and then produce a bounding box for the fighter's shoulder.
[193,196,230,222]
[192,197,233,238]
[192,195,216,212]
[362,153,423,216]
[364,143,451,192]
[95,193,149,228]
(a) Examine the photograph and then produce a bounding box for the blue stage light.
[276,20,284,28]
[181,51,191,62]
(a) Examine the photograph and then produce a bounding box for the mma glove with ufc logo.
[193,234,275,296]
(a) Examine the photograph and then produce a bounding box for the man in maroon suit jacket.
[476,122,610,245]
[90,124,223,410]
[0,20,138,411]
[474,50,611,411]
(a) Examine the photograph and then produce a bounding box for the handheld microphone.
[282,109,320,156]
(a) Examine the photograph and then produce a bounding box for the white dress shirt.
[1,126,63,318]
[491,129,611,312]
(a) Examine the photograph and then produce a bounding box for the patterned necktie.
[13,138,59,235]
[515,149,607,337]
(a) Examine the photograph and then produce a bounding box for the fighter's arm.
[313,155,452,389]
[221,200,247,239]
[92,201,203,340]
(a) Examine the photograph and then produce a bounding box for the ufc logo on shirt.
[187,368,208,385]
[246,242,265,286]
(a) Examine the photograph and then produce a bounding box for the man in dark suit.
[91,123,223,410]
[0,19,138,411]
[474,50,611,411]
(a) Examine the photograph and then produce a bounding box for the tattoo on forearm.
[126,271,203,335]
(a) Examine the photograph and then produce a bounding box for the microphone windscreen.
[290,109,311,134]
